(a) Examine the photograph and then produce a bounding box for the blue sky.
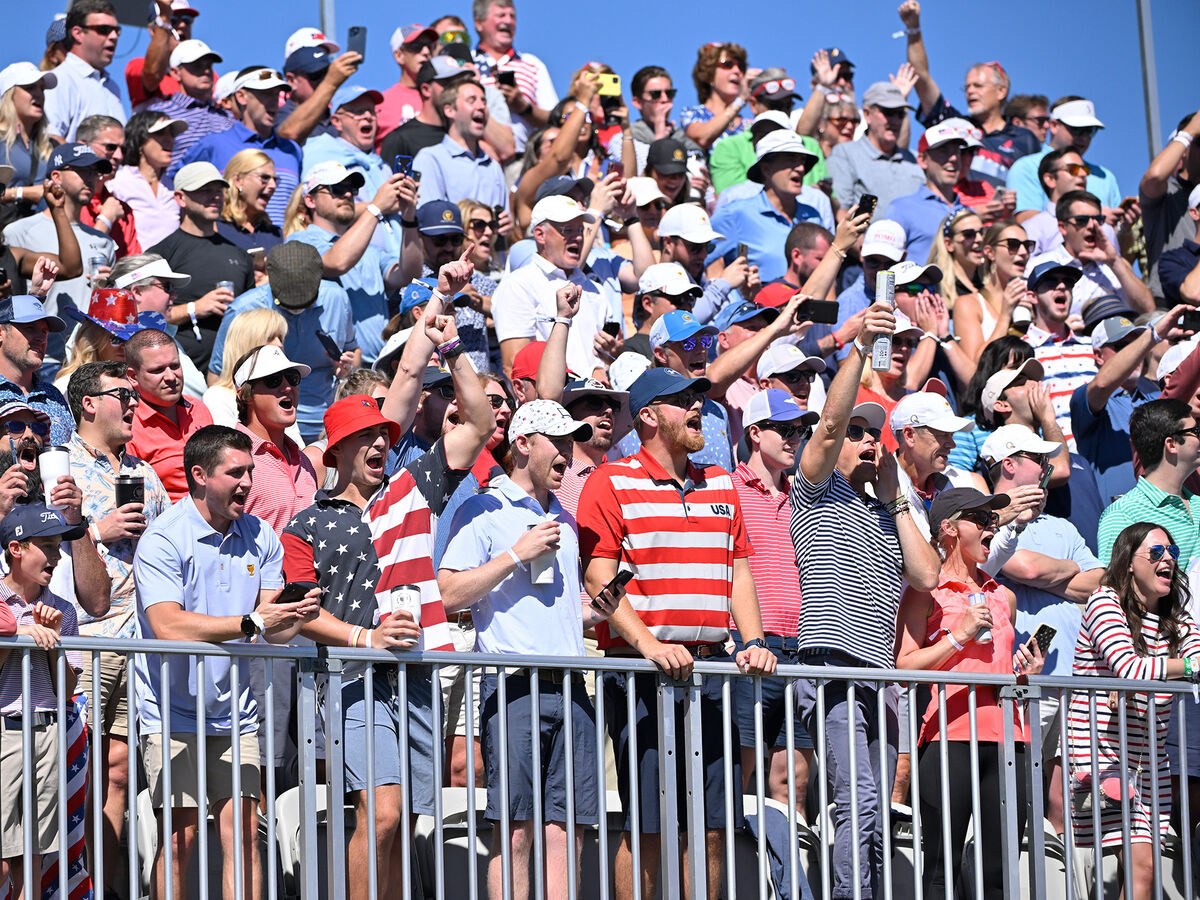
[4,0,1197,196]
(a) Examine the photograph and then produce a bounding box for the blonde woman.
[281,184,310,238]
[952,220,1034,362]
[927,209,985,301]
[218,150,281,287]
[202,307,301,444]
[0,63,56,219]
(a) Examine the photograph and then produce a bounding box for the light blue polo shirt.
[413,135,507,207]
[884,185,965,266]
[209,280,359,440]
[708,190,825,283]
[1005,145,1122,215]
[982,513,1102,677]
[289,225,396,364]
[133,496,284,735]
[440,475,586,657]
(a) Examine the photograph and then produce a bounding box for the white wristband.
[507,548,525,570]
[1173,132,1195,149]
[553,316,571,326]
[96,213,113,231]
[15,187,23,202]
[947,632,965,651]
[366,202,384,222]
[250,611,266,633]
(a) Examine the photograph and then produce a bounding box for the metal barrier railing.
[0,634,1197,900]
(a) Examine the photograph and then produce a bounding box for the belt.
[604,642,727,659]
[451,611,473,628]
[797,647,870,666]
[0,712,56,729]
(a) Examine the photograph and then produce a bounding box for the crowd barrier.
[1,634,1198,900]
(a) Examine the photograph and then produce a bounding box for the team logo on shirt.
[710,503,732,517]
[247,564,255,575]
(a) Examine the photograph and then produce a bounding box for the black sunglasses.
[487,394,513,410]
[1064,214,1104,228]
[467,218,496,235]
[1172,424,1200,441]
[758,422,805,440]
[994,237,1036,254]
[3,419,51,436]
[956,508,999,528]
[846,424,882,442]
[255,370,302,389]
[430,233,464,247]
[642,89,677,101]
[83,23,122,36]
[653,389,704,409]
[952,228,981,243]
[435,383,456,400]
[776,369,816,385]
[570,395,618,414]
[88,386,140,405]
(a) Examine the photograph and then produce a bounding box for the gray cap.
[862,81,913,110]
[267,242,322,309]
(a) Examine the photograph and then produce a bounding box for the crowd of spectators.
[2,1,1200,899]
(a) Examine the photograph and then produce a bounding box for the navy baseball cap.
[628,368,711,416]
[534,175,594,204]
[49,142,112,174]
[1028,260,1082,291]
[0,295,65,332]
[416,200,464,235]
[714,299,779,332]
[811,48,854,75]
[1080,294,1136,335]
[0,503,87,545]
[284,46,331,75]
[422,366,452,390]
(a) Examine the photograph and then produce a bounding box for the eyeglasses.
[676,334,714,352]
[1064,214,1104,228]
[994,237,1036,254]
[675,238,713,255]
[716,58,745,71]
[336,105,377,120]
[827,116,859,130]
[758,422,805,440]
[1144,544,1181,563]
[642,89,677,101]
[438,29,468,44]
[88,386,139,405]
[82,23,122,36]
[894,337,921,350]
[647,199,670,211]
[1172,424,1200,441]
[846,424,882,442]
[570,395,619,414]
[1012,451,1047,468]
[136,280,176,298]
[255,370,302,389]
[1051,162,1091,177]
[467,218,496,236]
[2,419,50,437]
[487,394,513,410]
[94,142,122,155]
[955,508,999,528]
[1063,124,1099,139]
[952,228,981,243]
[752,78,795,98]
[652,389,705,409]
[1026,115,1050,128]
[775,369,816,385]
[316,182,357,197]
[430,233,464,247]
[435,384,456,401]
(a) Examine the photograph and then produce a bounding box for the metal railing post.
[657,681,680,900]
[297,654,321,899]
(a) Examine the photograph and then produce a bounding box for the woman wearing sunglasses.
[1068,521,1200,900]
[952,219,1034,362]
[456,199,502,282]
[928,209,985,300]
[680,42,750,153]
[896,486,1042,900]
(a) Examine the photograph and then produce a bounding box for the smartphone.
[315,329,341,361]
[602,321,621,337]
[247,247,266,267]
[1038,465,1053,492]
[795,299,840,325]
[596,73,621,96]
[0,267,7,283]
[592,568,635,610]
[602,159,624,179]
[1027,623,1057,656]
[1181,310,1200,332]
[392,154,413,177]
[1119,195,1139,212]
[496,69,517,88]
[736,242,748,260]
[346,26,367,62]
[857,193,878,219]
[280,581,318,603]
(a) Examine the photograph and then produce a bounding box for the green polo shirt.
[1096,477,1200,567]
[708,131,829,194]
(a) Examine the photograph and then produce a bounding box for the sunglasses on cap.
[1143,544,1181,563]
[675,334,714,352]
[757,421,805,440]
[993,237,1036,254]
[430,233,464,247]
[255,370,302,389]
[753,78,795,97]
[642,88,677,101]
[955,508,999,528]
[2,419,50,436]
[846,423,881,442]
[1064,214,1104,228]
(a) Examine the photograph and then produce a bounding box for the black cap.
[928,487,1010,539]
[646,138,688,176]
[0,503,87,545]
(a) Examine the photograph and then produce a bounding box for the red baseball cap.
[510,341,547,383]
[322,395,402,467]
[756,282,799,308]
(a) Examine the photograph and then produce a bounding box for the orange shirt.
[127,395,214,501]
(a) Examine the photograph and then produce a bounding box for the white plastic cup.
[386,585,422,647]
[529,549,555,585]
[38,447,70,511]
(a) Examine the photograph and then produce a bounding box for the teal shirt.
[1096,477,1200,567]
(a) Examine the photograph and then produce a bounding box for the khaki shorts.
[0,720,64,855]
[439,617,481,740]
[142,732,261,809]
[78,651,128,738]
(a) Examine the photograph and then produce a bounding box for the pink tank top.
[919,576,1028,745]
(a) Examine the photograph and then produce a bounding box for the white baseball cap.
[638,263,700,298]
[980,424,1061,467]
[890,259,943,287]
[304,160,365,194]
[114,258,192,290]
[285,27,340,60]
[507,399,593,442]
[233,345,311,388]
[168,39,221,69]
[850,401,887,432]
[0,62,56,98]
[213,71,239,102]
[918,117,982,153]
[889,390,974,434]
[756,341,827,380]
[1051,99,1104,129]
[147,117,188,137]
[529,195,596,228]
[173,161,228,192]
[231,67,289,95]
[892,311,923,337]
[609,352,652,393]
[626,176,667,208]
[862,220,906,262]
[657,203,724,243]
[980,359,1045,423]
[1158,337,1200,382]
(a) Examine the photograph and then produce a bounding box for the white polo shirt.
[44,52,125,140]
[491,252,608,377]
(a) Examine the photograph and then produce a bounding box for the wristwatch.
[241,613,263,638]
[743,638,768,652]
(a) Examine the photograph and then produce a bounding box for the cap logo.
[1117,318,1132,327]
[72,145,88,157]
[13,525,21,537]
[359,398,374,409]
[672,149,684,161]
[442,209,453,221]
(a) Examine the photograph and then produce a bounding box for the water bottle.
[870,270,895,371]
[968,592,992,643]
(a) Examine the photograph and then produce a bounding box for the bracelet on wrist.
[507,548,525,570]
[831,245,847,259]
[622,215,641,228]
[366,203,384,223]
[96,213,113,230]
[552,316,571,327]
[1173,132,1195,149]
[852,338,869,355]
[573,100,589,116]
[832,331,846,351]
[400,218,418,228]
[947,632,965,651]
[906,25,922,36]
[438,338,464,359]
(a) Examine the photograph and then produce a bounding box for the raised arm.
[536,284,579,401]
[899,1,940,117]
[1087,308,1186,413]
[317,176,406,277]
[276,53,362,144]
[707,293,808,399]
[1140,110,1200,201]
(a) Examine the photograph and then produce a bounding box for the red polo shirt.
[731,462,801,636]
[127,395,214,501]
[236,424,317,537]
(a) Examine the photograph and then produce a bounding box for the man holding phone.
[439,400,618,900]
[413,78,506,207]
